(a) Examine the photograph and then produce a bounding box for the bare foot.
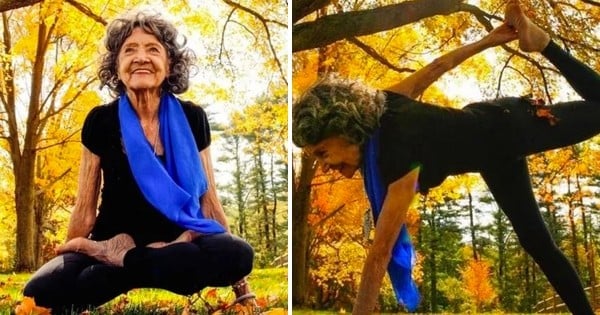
[57,233,135,267]
[504,0,550,52]
[146,230,199,248]
[146,241,168,248]
[173,230,198,243]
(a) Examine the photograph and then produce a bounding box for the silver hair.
[98,11,195,95]
[292,74,386,147]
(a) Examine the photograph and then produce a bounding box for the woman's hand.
[482,23,518,48]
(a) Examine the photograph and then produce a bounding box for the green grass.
[0,268,287,314]
[291,311,569,315]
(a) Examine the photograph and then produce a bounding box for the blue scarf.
[118,93,225,234]
[362,129,420,312]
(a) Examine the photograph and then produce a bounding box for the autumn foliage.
[14,297,51,315]
[461,258,496,311]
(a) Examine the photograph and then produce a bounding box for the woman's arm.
[353,167,420,315]
[199,146,231,233]
[66,147,101,241]
[386,23,517,98]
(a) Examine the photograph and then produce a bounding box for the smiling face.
[305,136,361,178]
[117,27,169,94]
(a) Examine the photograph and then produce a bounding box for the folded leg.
[123,233,254,295]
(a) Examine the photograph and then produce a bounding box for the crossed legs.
[24,233,254,313]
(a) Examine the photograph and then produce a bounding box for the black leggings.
[23,233,253,314]
[481,41,600,314]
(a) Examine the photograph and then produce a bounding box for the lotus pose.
[23,11,256,314]
[293,1,596,313]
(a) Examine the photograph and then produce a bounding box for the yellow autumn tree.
[0,0,128,271]
[308,170,368,310]
[1,0,287,271]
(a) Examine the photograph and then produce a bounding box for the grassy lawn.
[0,268,287,314]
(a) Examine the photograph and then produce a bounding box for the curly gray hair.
[292,74,386,147]
[98,11,195,95]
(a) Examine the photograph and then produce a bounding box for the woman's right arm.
[353,167,420,315]
[386,23,517,99]
[66,147,101,240]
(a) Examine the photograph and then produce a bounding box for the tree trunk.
[291,154,316,306]
[292,0,464,52]
[233,137,246,238]
[270,153,278,255]
[14,13,48,271]
[577,175,596,301]
[566,176,580,273]
[14,159,36,271]
[468,190,478,260]
[429,205,438,312]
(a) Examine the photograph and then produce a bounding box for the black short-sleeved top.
[377,91,527,193]
[81,98,211,246]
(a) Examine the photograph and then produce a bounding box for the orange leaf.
[263,308,287,315]
[15,297,51,315]
[205,288,218,299]
[255,297,269,308]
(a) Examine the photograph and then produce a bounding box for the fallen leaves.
[14,297,51,315]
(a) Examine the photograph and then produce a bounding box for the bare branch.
[221,0,287,85]
[347,37,415,74]
[293,0,331,24]
[34,167,71,196]
[64,0,106,25]
[221,0,287,28]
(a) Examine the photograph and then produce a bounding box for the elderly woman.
[23,11,255,313]
[293,1,597,314]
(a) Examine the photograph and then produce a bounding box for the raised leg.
[504,0,550,52]
[505,0,600,101]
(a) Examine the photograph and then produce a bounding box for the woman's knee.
[23,270,65,308]
[23,253,94,308]
[228,235,254,278]
[516,226,560,258]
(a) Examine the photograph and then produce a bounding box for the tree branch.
[64,0,106,25]
[221,0,287,85]
[0,0,41,12]
[347,37,415,74]
[292,0,464,52]
[0,0,106,25]
[580,0,600,6]
[292,0,331,24]
[221,0,287,28]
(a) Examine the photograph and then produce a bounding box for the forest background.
[0,0,288,279]
[292,0,600,313]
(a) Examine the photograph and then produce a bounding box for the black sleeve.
[81,106,107,155]
[181,100,211,151]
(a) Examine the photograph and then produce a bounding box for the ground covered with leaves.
[0,268,287,314]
